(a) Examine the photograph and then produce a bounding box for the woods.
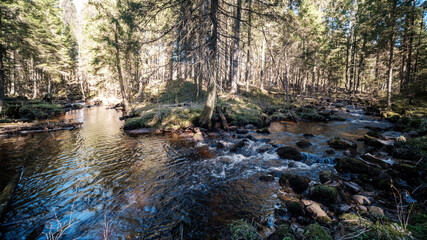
[0,0,426,117]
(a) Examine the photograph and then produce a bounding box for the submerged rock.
[277,147,303,161]
[327,137,357,150]
[296,140,312,149]
[279,174,311,194]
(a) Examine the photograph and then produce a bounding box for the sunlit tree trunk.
[113,20,130,112]
[200,0,218,127]
[0,8,4,112]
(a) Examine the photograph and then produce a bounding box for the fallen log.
[0,121,82,136]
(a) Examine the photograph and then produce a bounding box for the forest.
[0,0,427,239]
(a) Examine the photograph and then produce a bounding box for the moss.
[309,185,339,205]
[393,136,427,165]
[319,171,332,184]
[271,224,295,240]
[124,106,202,130]
[18,103,64,119]
[304,224,332,240]
[287,201,305,217]
[296,107,325,121]
[229,219,261,240]
[335,158,381,176]
[218,98,266,127]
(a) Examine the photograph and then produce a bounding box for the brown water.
[0,106,392,239]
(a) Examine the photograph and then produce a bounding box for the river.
[0,105,392,239]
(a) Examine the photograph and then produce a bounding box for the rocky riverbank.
[122,91,427,239]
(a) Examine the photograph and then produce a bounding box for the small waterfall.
[301,152,335,164]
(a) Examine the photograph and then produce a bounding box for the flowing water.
[0,105,392,239]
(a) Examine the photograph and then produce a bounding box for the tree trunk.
[244,0,252,92]
[387,1,397,109]
[229,0,242,94]
[0,8,4,112]
[200,0,218,127]
[260,33,266,91]
[114,21,130,112]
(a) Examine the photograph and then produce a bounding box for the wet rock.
[296,140,312,149]
[309,185,339,205]
[236,129,249,134]
[343,181,362,194]
[216,141,225,149]
[230,139,248,152]
[303,133,314,138]
[327,137,357,150]
[279,174,311,194]
[319,171,332,184]
[277,147,303,161]
[325,149,335,155]
[267,224,295,240]
[408,130,419,137]
[352,195,371,205]
[245,124,256,129]
[335,157,381,176]
[344,149,358,157]
[361,153,391,168]
[364,135,394,148]
[257,145,272,153]
[302,200,331,224]
[259,175,275,182]
[368,206,384,218]
[256,127,270,134]
[286,201,305,217]
[392,163,419,182]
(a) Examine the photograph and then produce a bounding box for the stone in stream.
[259,175,275,182]
[236,129,249,134]
[279,174,311,194]
[327,137,357,150]
[216,141,225,149]
[277,146,303,161]
[230,139,248,152]
[303,133,314,138]
[286,201,305,217]
[296,140,312,149]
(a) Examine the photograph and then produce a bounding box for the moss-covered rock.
[335,157,381,176]
[267,224,295,240]
[18,103,64,119]
[277,147,303,161]
[229,219,261,240]
[279,174,311,194]
[304,224,332,240]
[286,201,305,217]
[296,107,325,121]
[309,185,339,205]
[319,171,332,184]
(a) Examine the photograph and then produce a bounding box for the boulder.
[267,224,295,240]
[335,157,381,176]
[277,147,303,161]
[286,201,305,217]
[352,195,371,205]
[309,185,339,205]
[303,133,314,138]
[302,200,331,224]
[327,137,357,150]
[296,140,312,149]
[279,174,311,194]
[361,153,391,168]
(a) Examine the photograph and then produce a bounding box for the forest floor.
[123,79,427,239]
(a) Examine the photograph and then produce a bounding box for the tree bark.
[230,0,242,94]
[244,0,252,92]
[387,1,397,109]
[200,0,218,127]
[0,8,4,112]
[113,21,130,112]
